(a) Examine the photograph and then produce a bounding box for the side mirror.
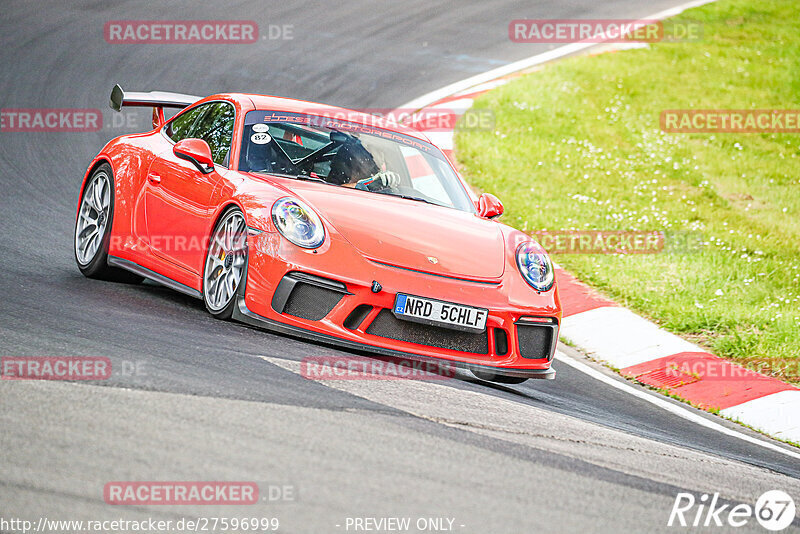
[478,193,504,219]
[174,138,215,174]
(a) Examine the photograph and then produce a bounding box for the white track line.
[400,0,718,112]
[556,351,800,460]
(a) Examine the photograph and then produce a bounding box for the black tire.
[202,207,248,320]
[470,369,529,384]
[74,163,143,284]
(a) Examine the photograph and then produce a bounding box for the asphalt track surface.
[1,1,799,533]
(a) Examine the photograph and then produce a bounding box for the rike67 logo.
[669,490,796,531]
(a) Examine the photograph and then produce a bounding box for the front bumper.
[236,234,561,379]
[233,294,556,380]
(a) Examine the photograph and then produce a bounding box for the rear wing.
[109,84,201,128]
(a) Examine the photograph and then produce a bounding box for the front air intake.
[493,328,509,356]
[272,272,350,321]
[516,319,558,360]
[343,304,374,330]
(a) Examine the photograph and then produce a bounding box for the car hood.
[290,183,506,280]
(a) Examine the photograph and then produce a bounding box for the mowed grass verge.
[455,0,800,383]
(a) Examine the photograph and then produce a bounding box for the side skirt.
[107,255,202,299]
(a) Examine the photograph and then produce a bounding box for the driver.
[326,137,401,191]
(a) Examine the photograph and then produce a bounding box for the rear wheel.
[470,369,528,384]
[74,163,143,283]
[202,208,247,320]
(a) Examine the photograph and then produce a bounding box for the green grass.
[455,0,800,383]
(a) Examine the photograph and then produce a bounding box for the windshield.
[239,110,475,213]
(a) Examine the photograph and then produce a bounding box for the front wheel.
[202,208,248,319]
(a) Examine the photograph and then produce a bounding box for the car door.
[145,101,235,274]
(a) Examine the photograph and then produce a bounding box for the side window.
[165,105,206,142]
[191,103,236,166]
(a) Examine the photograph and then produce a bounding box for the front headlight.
[516,242,554,292]
[271,197,325,249]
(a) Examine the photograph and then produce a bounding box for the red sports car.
[74,85,561,383]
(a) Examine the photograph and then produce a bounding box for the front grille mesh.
[283,283,343,321]
[366,309,489,354]
[517,324,554,360]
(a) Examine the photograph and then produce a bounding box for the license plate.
[393,293,488,333]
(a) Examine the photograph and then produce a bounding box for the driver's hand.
[355,171,401,191]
